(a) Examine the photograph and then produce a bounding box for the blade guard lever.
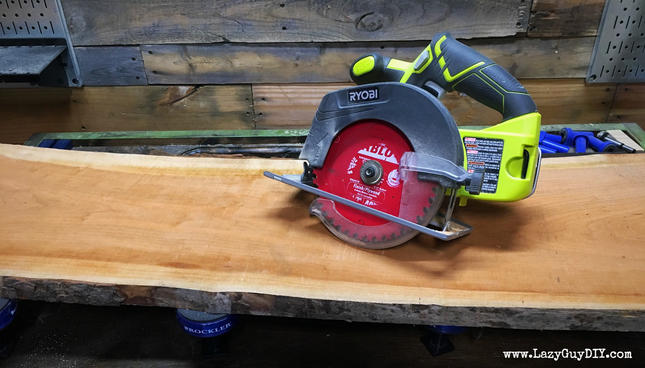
[400,152,484,195]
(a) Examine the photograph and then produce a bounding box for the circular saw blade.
[312,120,444,249]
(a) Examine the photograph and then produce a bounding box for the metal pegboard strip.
[587,0,645,83]
[0,0,81,86]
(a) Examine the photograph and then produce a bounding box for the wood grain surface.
[528,0,605,37]
[608,84,645,129]
[0,79,620,145]
[0,86,254,144]
[141,37,594,84]
[253,79,616,128]
[0,145,644,327]
[61,0,525,46]
[75,47,148,86]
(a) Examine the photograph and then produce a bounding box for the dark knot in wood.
[355,12,384,32]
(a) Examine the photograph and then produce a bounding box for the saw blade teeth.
[315,184,443,247]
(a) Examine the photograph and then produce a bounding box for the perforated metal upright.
[587,0,645,83]
[0,0,81,87]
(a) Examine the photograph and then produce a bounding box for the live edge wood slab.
[1,144,644,331]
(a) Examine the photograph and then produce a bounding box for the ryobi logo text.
[348,87,379,103]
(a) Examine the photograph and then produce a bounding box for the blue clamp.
[539,129,621,154]
[561,128,618,153]
[176,309,234,338]
[539,131,569,154]
[0,299,17,331]
[38,139,73,149]
[428,325,467,334]
[421,325,467,356]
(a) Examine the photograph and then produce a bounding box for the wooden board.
[528,0,605,37]
[253,79,616,128]
[0,79,628,145]
[141,37,594,84]
[61,0,525,46]
[0,86,254,144]
[0,80,616,145]
[608,84,645,129]
[75,47,148,86]
[0,145,644,330]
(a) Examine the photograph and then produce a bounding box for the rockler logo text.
[348,88,379,103]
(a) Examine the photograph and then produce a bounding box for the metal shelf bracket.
[0,0,82,87]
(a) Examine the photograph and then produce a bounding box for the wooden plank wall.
[0,0,642,144]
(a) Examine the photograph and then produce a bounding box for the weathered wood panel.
[445,79,615,126]
[0,147,644,330]
[61,0,526,46]
[253,79,616,128]
[528,0,605,37]
[0,86,254,144]
[608,84,645,129]
[75,47,148,86]
[141,37,594,84]
[0,79,623,145]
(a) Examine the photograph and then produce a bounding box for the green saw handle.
[350,32,537,121]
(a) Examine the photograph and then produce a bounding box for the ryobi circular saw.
[265,32,541,249]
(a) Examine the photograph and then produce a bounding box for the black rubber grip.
[416,32,536,120]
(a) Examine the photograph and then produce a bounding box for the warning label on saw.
[463,137,504,194]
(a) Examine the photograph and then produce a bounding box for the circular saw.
[265,32,542,249]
